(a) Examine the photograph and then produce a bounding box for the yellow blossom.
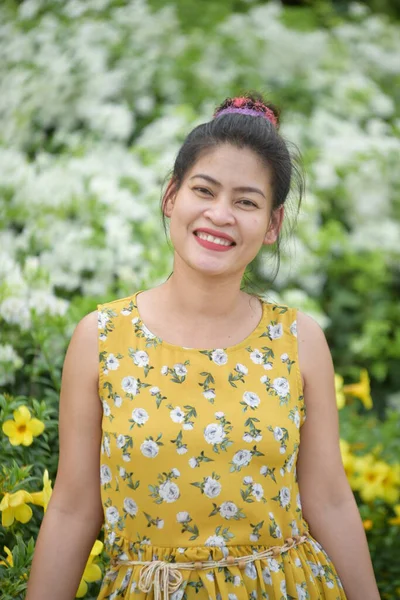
[0,546,13,567]
[76,540,103,598]
[381,464,400,505]
[353,456,390,502]
[2,406,45,446]
[389,505,400,526]
[30,470,53,512]
[343,369,372,410]
[335,374,346,409]
[0,490,34,527]
[363,519,373,531]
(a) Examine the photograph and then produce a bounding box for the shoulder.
[296,309,333,390]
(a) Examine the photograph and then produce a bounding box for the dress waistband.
[110,534,308,600]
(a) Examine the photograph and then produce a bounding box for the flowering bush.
[0,0,399,598]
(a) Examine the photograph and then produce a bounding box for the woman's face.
[163,143,283,279]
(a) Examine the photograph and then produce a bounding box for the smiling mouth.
[194,231,236,246]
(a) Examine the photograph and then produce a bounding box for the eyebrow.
[189,174,266,200]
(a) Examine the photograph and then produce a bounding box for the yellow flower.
[2,406,45,446]
[381,464,400,505]
[363,519,373,531]
[0,546,13,567]
[76,540,103,598]
[0,490,34,527]
[389,505,400,526]
[353,456,389,502]
[343,369,372,410]
[30,470,53,512]
[335,374,346,409]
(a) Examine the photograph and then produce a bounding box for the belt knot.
[138,560,183,600]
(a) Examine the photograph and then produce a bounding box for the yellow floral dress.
[96,290,347,600]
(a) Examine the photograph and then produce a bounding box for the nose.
[203,196,235,225]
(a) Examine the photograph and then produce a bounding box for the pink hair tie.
[214,106,278,127]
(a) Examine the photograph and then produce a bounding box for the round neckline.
[133,289,269,353]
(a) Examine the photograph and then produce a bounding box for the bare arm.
[296,310,380,600]
[26,311,104,600]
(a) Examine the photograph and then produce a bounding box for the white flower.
[279,487,291,507]
[121,308,131,316]
[243,476,253,484]
[232,449,252,466]
[211,349,228,365]
[291,521,300,536]
[131,408,149,425]
[297,493,302,509]
[98,311,109,329]
[204,423,225,444]
[228,594,238,600]
[142,325,156,339]
[99,333,107,341]
[273,427,284,441]
[116,434,126,448]
[114,395,122,408]
[177,446,188,454]
[170,407,185,423]
[290,321,297,337]
[171,590,185,600]
[106,506,120,526]
[131,317,139,325]
[122,453,131,462]
[236,363,248,374]
[174,363,187,376]
[296,583,307,600]
[156,519,164,529]
[280,353,289,361]
[262,566,272,585]
[121,376,138,395]
[242,391,260,408]
[294,411,301,429]
[106,353,120,370]
[189,457,198,468]
[280,579,287,596]
[268,323,283,339]
[108,531,116,545]
[244,562,257,580]
[327,581,334,589]
[250,349,263,364]
[233,575,241,586]
[275,525,282,538]
[260,375,268,384]
[140,440,159,458]
[214,411,224,418]
[123,497,138,516]
[171,468,180,477]
[251,483,264,501]
[159,481,180,503]
[100,464,112,485]
[205,535,225,547]
[132,350,149,367]
[119,467,125,477]
[267,558,280,572]
[272,377,290,397]
[102,401,111,417]
[161,365,168,375]
[176,511,190,523]
[203,389,216,400]
[263,362,273,370]
[219,501,238,519]
[183,422,193,430]
[206,572,215,582]
[249,533,259,542]
[150,386,160,395]
[204,477,221,498]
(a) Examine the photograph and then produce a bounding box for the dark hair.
[161,91,305,288]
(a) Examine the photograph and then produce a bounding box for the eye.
[194,187,212,195]
[239,199,258,207]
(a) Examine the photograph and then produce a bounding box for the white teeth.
[196,231,233,246]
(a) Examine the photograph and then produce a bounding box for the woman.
[26,94,380,600]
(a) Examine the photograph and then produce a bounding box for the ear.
[263,204,285,245]
[162,178,178,218]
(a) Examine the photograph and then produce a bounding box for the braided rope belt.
[110,534,308,600]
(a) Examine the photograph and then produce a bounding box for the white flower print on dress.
[267,558,280,573]
[123,497,138,516]
[280,353,288,362]
[280,486,291,507]
[170,407,185,423]
[189,457,198,468]
[116,434,125,448]
[132,350,149,367]
[174,363,188,376]
[106,354,120,370]
[100,465,112,485]
[205,535,225,547]
[268,323,283,339]
[251,483,264,502]
[204,477,222,498]
[219,501,238,519]
[114,395,122,407]
[204,389,216,401]
[159,481,180,503]
[98,311,110,329]
[121,376,138,395]
[204,423,225,444]
[106,506,120,526]
[131,408,149,425]
[296,583,307,600]
[262,565,272,585]
[273,427,284,441]
[272,377,290,398]
[141,325,156,339]
[102,400,111,417]
[243,476,253,485]
[211,349,228,365]
[290,320,297,337]
[263,362,273,370]
[150,386,160,395]
[140,440,159,458]
[236,363,248,374]
[250,349,263,364]
[161,365,168,375]
[232,449,252,468]
[177,511,190,523]
[242,391,260,409]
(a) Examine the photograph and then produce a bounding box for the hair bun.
[213,94,280,128]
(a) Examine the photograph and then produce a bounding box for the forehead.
[187,144,271,188]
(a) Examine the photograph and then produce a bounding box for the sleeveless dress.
[96,290,347,600]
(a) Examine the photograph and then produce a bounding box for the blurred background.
[0,0,399,598]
